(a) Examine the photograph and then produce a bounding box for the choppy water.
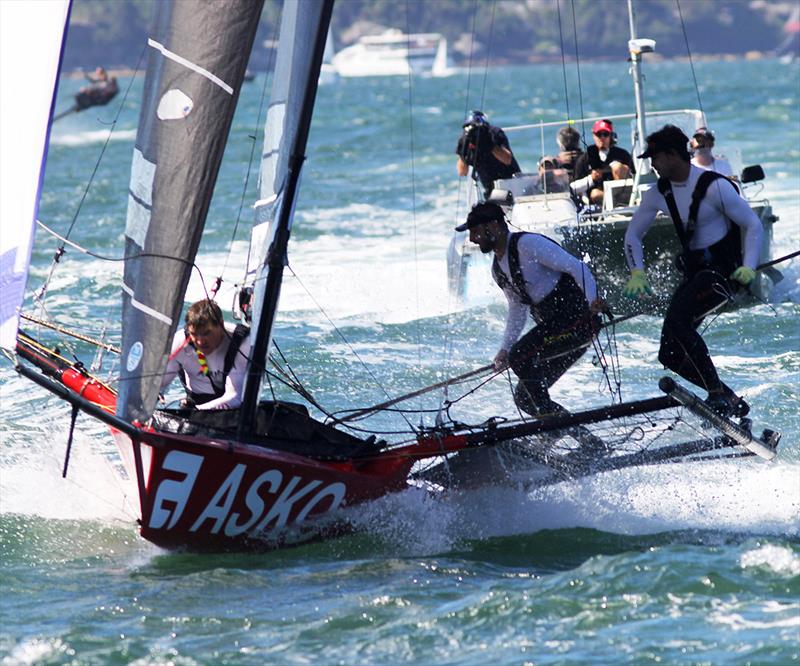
[1,54,799,664]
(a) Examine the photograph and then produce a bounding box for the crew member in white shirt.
[623,125,761,417]
[457,203,607,417]
[161,299,250,410]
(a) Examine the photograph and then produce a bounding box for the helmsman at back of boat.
[622,124,761,417]
[456,203,607,417]
[160,299,251,410]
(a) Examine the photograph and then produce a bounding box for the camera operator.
[455,110,520,198]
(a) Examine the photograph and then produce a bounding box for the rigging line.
[675,0,705,117]
[463,0,480,119]
[285,265,417,431]
[479,0,498,110]
[556,0,571,122]
[62,43,147,243]
[224,10,281,282]
[569,0,589,148]
[404,0,424,411]
[36,43,150,306]
[19,314,120,353]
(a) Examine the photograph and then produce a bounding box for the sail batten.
[118,0,265,423]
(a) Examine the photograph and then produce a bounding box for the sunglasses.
[594,131,611,138]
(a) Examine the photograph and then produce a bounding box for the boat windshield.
[496,171,572,198]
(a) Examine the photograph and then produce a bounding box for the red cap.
[593,119,613,135]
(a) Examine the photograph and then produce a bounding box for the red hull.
[55,367,416,551]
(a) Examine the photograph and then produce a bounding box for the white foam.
[740,543,800,575]
[0,426,138,523]
[50,128,136,146]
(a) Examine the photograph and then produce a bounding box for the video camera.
[458,119,490,167]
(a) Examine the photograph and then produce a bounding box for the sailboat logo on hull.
[148,449,348,538]
[126,341,143,371]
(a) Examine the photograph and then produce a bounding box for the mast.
[238,0,335,437]
[627,0,654,174]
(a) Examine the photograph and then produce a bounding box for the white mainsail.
[0,0,71,350]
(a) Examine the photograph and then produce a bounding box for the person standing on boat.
[456,110,520,199]
[160,299,251,410]
[571,119,635,206]
[690,127,734,178]
[456,202,607,417]
[622,124,762,417]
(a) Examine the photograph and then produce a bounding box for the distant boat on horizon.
[331,29,453,78]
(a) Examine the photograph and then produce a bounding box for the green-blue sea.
[1,49,799,665]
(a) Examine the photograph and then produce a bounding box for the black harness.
[657,170,743,278]
[492,232,588,324]
[182,324,250,405]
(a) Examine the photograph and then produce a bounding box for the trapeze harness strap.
[491,232,587,325]
[182,324,250,406]
[657,171,743,279]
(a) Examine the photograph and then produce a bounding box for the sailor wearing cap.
[571,119,635,206]
[457,203,607,417]
[622,124,761,417]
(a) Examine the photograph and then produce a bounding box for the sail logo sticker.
[157,89,194,120]
[127,341,143,372]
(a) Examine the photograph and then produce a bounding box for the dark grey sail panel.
[118,0,265,423]
[240,0,334,429]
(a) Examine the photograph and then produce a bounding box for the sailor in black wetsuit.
[623,125,762,417]
[456,203,607,416]
[456,111,520,199]
[161,299,250,410]
[572,119,635,206]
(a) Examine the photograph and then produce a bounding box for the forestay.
[118,0,264,423]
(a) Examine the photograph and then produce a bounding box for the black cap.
[638,124,691,159]
[455,202,505,232]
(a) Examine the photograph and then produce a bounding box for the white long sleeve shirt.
[494,232,598,351]
[624,164,762,271]
[160,324,251,410]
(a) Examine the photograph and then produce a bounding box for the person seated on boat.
[456,110,521,199]
[555,125,584,177]
[75,67,119,110]
[690,127,734,179]
[537,156,571,193]
[622,124,762,418]
[455,202,608,417]
[160,299,251,411]
[571,119,635,206]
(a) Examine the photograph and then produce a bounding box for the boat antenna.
[627,0,652,173]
